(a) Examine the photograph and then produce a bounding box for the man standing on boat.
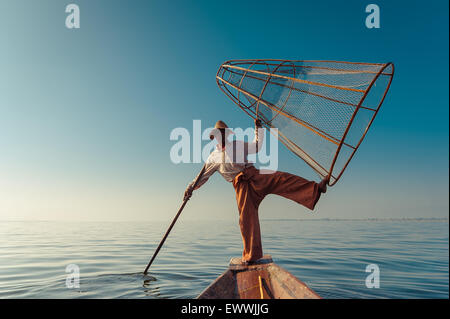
[184,120,328,263]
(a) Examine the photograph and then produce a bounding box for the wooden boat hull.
[197,255,320,299]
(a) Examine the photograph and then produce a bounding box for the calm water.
[0,219,448,299]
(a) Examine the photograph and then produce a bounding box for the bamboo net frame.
[216,59,394,186]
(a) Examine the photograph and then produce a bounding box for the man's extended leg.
[258,170,322,210]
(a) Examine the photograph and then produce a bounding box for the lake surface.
[0,219,448,299]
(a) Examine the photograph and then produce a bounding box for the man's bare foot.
[318,177,329,193]
[241,259,256,266]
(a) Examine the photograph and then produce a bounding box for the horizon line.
[0,217,448,223]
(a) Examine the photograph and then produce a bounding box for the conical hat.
[209,120,232,139]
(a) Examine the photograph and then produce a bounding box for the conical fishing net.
[216,59,394,185]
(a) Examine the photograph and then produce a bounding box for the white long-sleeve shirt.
[189,127,264,189]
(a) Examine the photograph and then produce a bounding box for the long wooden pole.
[143,164,207,274]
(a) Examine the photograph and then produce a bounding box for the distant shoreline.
[1,217,448,223]
[261,217,449,222]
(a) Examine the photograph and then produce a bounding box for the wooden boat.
[197,255,320,299]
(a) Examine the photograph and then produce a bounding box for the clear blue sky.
[0,0,448,221]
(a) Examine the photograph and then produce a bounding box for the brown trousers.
[232,166,321,262]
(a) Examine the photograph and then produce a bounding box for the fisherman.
[184,120,328,263]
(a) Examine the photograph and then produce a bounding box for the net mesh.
[216,59,394,185]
